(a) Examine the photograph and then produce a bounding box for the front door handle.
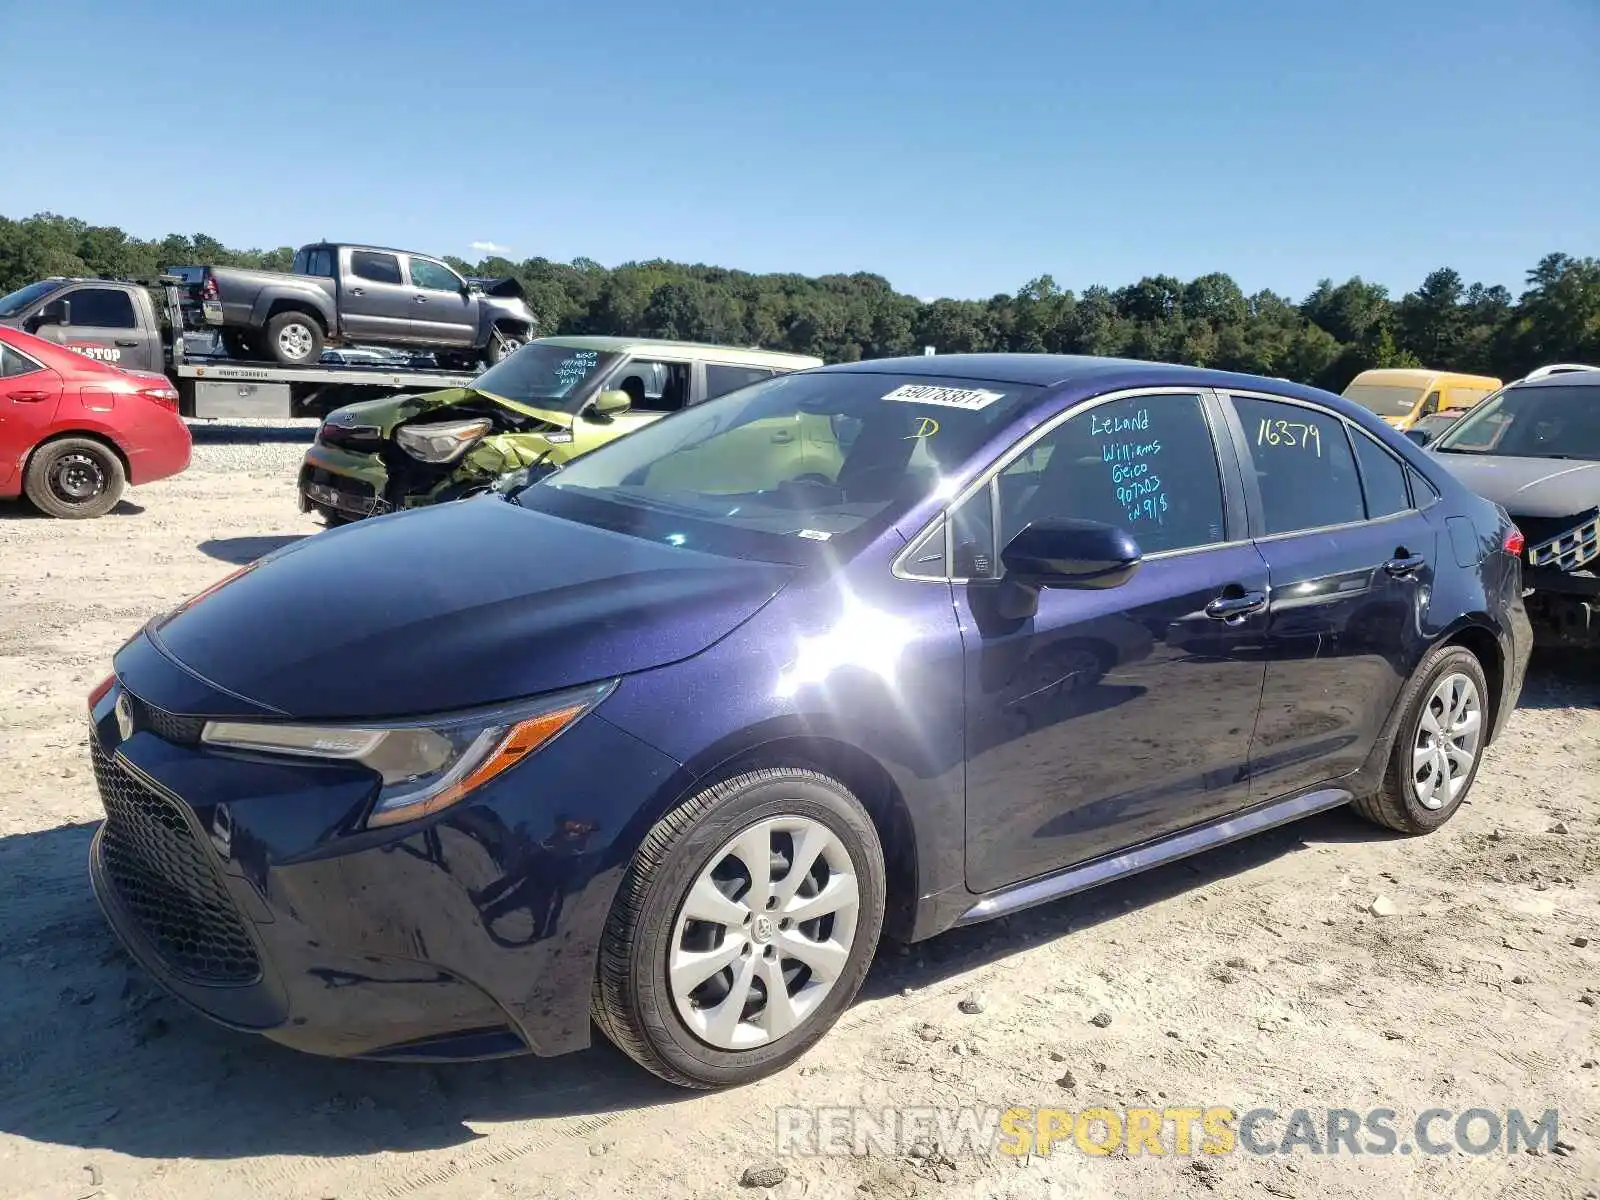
[350,287,365,296]
[9,390,51,402]
[1205,590,1268,622]
[1384,553,1427,577]
[114,339,140,347]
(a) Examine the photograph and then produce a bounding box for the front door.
[405,256,477,347]
[342,250,414,342]
[0,343,65,487]
[36,286,159,373]
[1225,393,1438,800]
[957,389,1269,894]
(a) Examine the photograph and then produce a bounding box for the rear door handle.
[1205,590,1268,622]
[1384,554,1427,577]
[350,287,365,296]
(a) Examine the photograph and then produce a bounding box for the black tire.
[484,328,523,366]
[263,311,324,366]
[23,437,126,519]
[593,768,886,1089]
[1352,643,1491,834]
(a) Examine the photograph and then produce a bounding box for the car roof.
[532,335,823,368]
[811,351,1351,407]
[1512,371,1600,391]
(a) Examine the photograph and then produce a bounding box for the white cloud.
[470,240,512,255]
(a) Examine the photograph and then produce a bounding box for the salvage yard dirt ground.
[1,422,1597,1200]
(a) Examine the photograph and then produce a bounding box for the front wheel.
[484,329,524,366]
[23,438,126,519]
[1353,643,1490,833]
[593,768,886,1088]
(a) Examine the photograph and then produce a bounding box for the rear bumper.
[120,413,193,486]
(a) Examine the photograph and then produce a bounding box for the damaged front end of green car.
[298,387,583,522]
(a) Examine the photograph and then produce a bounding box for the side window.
[950,486,998,578]
[350,251,403,285]
[898,514,949,580]
[1420,390,1441,416]
[1408,466,1441,505]
[1232,396,1365,534]
[610,359,691,413]
[409,258,461,291]
[292,248,308,274]
[65,288,136,329]
[704,363,775,401]
[306,249,335,277]
[1350,427,1411,518]
[996,392,1226,556]
[1,345,45,378]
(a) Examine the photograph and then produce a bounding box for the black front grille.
[91,739,261,986]
[127,693,205,744]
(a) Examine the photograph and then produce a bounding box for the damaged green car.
[297,336,822,523]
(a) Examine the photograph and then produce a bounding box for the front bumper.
[298,442,392,521]
[87,659,684,1061]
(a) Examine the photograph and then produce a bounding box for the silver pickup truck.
[175,242,537,368]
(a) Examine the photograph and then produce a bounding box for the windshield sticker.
[883,384,1004,411]
[796,529,833,541]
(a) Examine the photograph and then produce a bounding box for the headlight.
[200,680,616,828]
[395,418,493,463]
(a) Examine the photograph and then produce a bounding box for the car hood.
[140,499,795,720]
[325,387,575,437]
[1428,452,1600,518]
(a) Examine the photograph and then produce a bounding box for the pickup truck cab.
[178,242,537,368]
[0,278,165,374]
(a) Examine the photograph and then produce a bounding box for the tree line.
[2,211,1595,391]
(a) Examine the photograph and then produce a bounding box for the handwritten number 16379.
[1256,418,1322,457]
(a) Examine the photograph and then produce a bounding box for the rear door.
[1223,391,1437,801]
[404,256,476,347]
[36,286,156,371]
[341,250,413,342]
[0,342,65,487]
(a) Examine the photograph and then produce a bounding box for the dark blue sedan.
[87,354,1531,1087]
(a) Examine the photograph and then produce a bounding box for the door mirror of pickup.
[26,299,68,333]
[588,389,633,420]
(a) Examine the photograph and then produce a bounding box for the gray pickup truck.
[176,242,537,368]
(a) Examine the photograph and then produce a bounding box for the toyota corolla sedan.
[88,354,1530,1088]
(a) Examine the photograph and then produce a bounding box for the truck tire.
[264,312,325,366]
[23,437,126,519]
[485,328,525,366]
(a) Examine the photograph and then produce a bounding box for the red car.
[0,325,190,518]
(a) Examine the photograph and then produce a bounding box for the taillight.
[138,385,180,412]
[1503,527,1526,557]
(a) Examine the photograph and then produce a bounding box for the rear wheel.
[593,768,885,1088]
[23,438,126,519]
[1353,643,1490,833]
[264,312,324,366]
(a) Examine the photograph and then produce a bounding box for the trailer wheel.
[265,312,324,366]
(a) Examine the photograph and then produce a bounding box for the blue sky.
[1,0,1594,302]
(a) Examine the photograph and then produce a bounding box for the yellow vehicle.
[1340,368,1502,430]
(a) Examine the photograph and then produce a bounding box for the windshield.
[471,343,622,413]
[1434,383,1600,459]
[1342,382,1425,418]
[515,371,1043,562]
[0,281,61,319]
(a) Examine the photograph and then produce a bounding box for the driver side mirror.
[26,299,68,333]
[588,389,632,421]
[981,519,1142,622]
[1404,427,1436,447]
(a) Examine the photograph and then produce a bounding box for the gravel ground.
[0,425,1596,1200]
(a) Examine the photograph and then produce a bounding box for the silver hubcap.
[1413,672,1482,810]
[669,816,860,1050]
[278,323,314,359]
